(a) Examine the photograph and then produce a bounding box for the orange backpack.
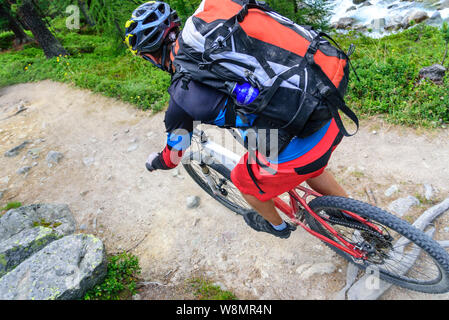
[172,0,358,138]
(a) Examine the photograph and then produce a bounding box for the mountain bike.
[181,127,449,294]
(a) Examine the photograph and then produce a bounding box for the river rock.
[371,18,386,31]
[385,15,405,31]
[0,227,60,277]
[0,234,106,300]
[419,64,447,84]
[0,204,76,242]
[353,0,368,4]
[388,196,420,217]
[435,0,449,10]
[427,11,443,26]
[402,10,429,28]
[335,17,356,29]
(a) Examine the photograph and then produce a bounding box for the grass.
[187,278,237,300]
[334,23,449,127]
[0,202,22,215]
[0,29,171,112]
[1,22,448,126]
[83,252,141,300]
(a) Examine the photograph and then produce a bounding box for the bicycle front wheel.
[182,153,252,215]
[305,196,449,293]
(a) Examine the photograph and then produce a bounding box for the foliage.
[0,31,171,111]
[335,24,449,127]
[441,22,449,65]
[84,252,141,300]
[0,30,14,50]
[0,202,22,215]
[266,0,332,31]
[188,278,237,300]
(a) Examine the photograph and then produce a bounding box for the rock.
[423,184,437,201]
[27,148,41,159]
[0,177,9,186]
[385,15,404,31]
[0,204,76,242]
[4,141,31,157]
[0,227,60,277]
[359,1,372,8]
[427,11,443,26]
[17,166,32,175]
[353,0,367,4]
[82,157,95,166]
[346,5,356,12]
[419,64,446,84]
[335,17,356,29]
[435,0,449,10]
[186,196,200,209]
[371,18,386,31]
[0,234,107,300]
[46,151,64,166]
[296,262,336,280]
[127,144,138,152]
[387,196,420,217]
[384,185,399,197]
[0,190,5,200]
[402,10,429,28]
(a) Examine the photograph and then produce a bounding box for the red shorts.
[230,119,343,202]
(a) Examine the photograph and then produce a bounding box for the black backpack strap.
[305,36,359,137]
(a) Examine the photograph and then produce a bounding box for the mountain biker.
[125,1,348,239]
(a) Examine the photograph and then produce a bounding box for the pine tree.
[17,0,67,58]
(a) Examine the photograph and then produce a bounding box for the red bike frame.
[273,186,384,260]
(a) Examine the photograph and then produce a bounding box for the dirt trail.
[1,80,449,300]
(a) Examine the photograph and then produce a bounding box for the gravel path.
[1,80,448,300]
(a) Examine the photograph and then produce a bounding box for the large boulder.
[402,10,429,28]
[0,204,76,242]
[0,227,60,277]
[0,234,106,300]
[419,64,447,84]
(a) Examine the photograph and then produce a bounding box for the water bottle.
[232,82,259,105]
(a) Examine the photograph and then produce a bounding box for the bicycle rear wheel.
[182,153,252,215]
[304,196,449,293]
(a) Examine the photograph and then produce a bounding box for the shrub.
[84,252,141,300]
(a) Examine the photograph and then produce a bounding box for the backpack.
[171,0,359,139]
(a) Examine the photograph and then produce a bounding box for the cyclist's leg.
[306,169,348,197]
[241,193,283,226]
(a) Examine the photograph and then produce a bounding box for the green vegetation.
[336,24,449,127]
[188,278,237,300]
[84,252,141,300]
[0,29,171,111]
[0,1,448,126]
[1,202,22,215]
[32,218,62,230]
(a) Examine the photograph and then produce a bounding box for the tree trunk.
[17,0,67,58]
[77,0,95,26]
[0,2,32,45]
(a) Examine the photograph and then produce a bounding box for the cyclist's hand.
[145,152,159,172]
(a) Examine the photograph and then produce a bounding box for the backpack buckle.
[198,62,211,71]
